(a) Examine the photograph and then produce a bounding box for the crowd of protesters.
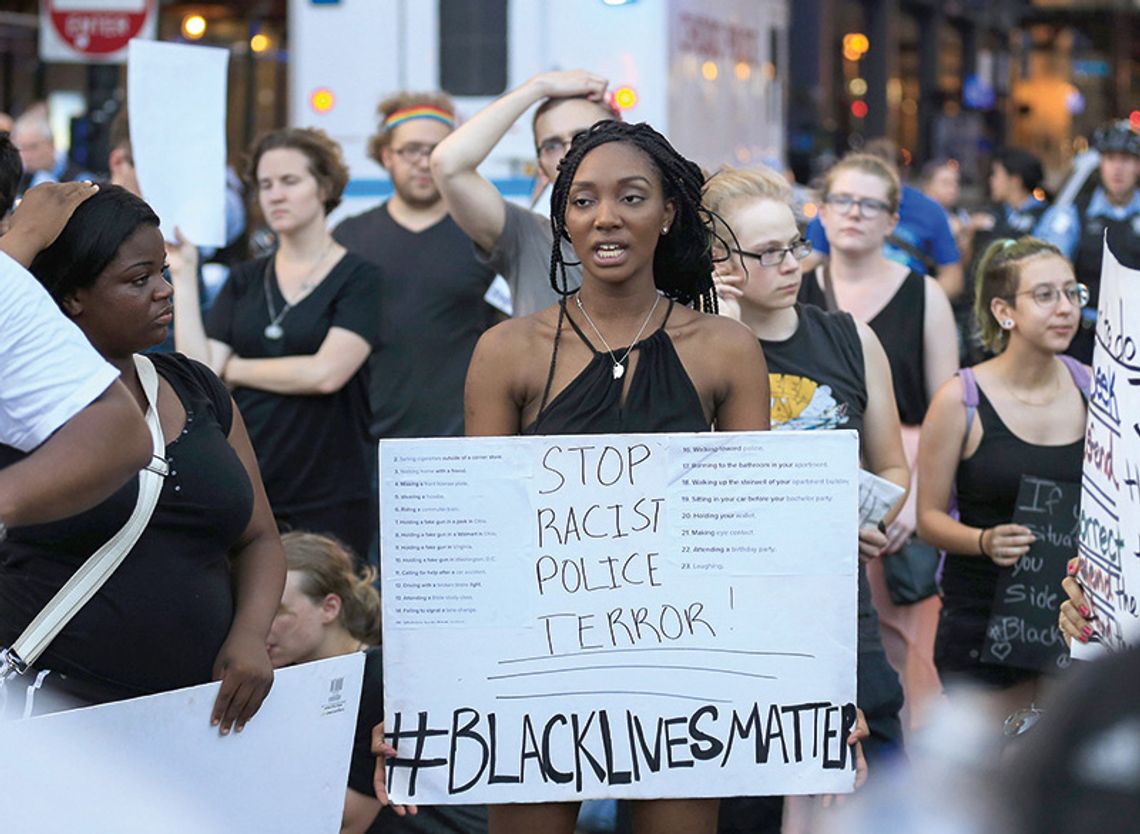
[0,71,1138,834]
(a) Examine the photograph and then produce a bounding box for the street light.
[182,14,207,40]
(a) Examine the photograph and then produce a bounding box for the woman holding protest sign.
[459,119,770,833]
[171,127,380,561]
[916,237,1088,711]
[1,186,283,731]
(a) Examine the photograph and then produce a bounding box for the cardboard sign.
[0,655,364,832]
[379,431,859,804]
[1073,247,1140,658]
[982,476,1078,671]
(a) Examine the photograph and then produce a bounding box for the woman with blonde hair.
[799,152,959,728]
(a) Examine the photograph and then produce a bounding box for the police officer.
[1036,120,1140,362]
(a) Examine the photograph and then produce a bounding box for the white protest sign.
[0,654,363,832]
[380,431,858,804]
[1074,245,1140,658]
[127,39,228,247]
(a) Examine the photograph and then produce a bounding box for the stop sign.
[40,0,158,64]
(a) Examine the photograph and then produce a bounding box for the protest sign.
[1073,247,1140,659]
[982,475,1078,671]
[379,431,859,804]
[0,654,364,832]
[128,39,228,247]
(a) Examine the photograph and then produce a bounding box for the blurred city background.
[0,0,1137,216]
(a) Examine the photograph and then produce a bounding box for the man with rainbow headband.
[334,91,497,446]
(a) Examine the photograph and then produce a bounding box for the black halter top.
[525,297,709,435]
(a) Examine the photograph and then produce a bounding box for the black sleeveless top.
[942,386,1084,608]
[525,298,709,435]
[0,354,253,701]
[761,304,867,438]
[799,270,928,425]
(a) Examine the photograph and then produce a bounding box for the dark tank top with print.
[525,298,709,435]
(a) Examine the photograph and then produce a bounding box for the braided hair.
[548,120,718,314]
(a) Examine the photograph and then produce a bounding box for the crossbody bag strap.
[0,355,168,680]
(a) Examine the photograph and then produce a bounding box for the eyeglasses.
[824,194,892,219]
[1007,283,1090,309]
[392,143,436,163]
[537,132,587,159]
[732,239,813,267]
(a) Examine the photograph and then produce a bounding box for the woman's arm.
[210,401,286,735]
[921,276,959,401]
[223,328,372,396]
[168,231,232,375]
[857,321,910,507]
[341,788,383,834]
[915,376,1034,565]
[711,319,770,432]
[464,322,528,437]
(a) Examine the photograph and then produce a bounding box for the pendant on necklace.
[264,323,285,340]
[612,362,625,380]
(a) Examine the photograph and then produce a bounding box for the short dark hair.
[109,108,130,154]
[246,127,349,214]
[29,185,160,306]
[548,120,717,313]
[531,96,621,147]
[993,148,1044,194]
[0,132,23,216]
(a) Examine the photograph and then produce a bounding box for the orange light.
[803,202,818,219]
[850,34,869,53]
[250,33,270,53]
[843,46,862,63]
[701,61,719,81]
[310,88,336,114]
[735,61,751,81]
[182,14,206,39]
[851,100,869,119]
[613,85,638,110]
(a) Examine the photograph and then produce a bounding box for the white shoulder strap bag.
[0,355,169,682]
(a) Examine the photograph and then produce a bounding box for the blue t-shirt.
[807,183,960,273]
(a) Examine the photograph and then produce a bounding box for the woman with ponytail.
[917,237,1088,715]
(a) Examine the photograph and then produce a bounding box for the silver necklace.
[574,291,662,380]
[263,241,334,340]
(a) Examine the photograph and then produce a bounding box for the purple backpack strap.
[1057,354,1092,397]
[958,367,980,445]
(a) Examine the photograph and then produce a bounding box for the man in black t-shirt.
[333,91,490,834]
[333,91,496,443]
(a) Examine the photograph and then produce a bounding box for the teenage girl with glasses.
[917,237,1088,715]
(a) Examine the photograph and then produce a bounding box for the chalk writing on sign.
[982,476,1079,671]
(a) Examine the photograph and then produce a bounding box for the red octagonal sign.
[47,0,154,56]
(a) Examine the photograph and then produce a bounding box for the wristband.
[978,527,989,557]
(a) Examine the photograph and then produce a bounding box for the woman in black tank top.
[800,153,960,732]
[917,238,1088,714]
[703,166,906,826]
[456,122,769,834]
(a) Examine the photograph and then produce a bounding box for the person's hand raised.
[531,69,609,103]
[1,181,99,267]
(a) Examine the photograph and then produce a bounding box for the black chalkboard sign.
[981,475,1079,672]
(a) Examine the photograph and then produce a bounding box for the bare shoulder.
[670,305,761,353]
[474,304,559,358]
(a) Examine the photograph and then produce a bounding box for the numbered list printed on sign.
[378,431,860,805]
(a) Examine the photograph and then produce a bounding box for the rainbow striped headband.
[383,105,455,131]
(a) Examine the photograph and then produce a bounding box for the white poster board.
[379,431,859,804]
[1074,246,1140,658]
[0,654,364,832]
[127,39,228,247]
